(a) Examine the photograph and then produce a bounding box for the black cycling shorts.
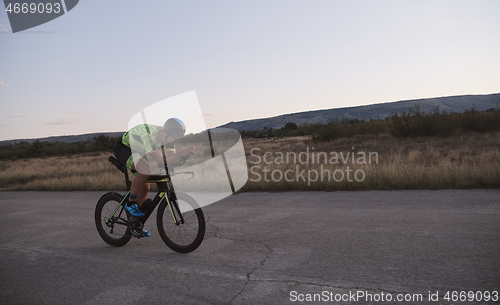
[113,139,131,168]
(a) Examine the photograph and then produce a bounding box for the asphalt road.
[0,190,499,305]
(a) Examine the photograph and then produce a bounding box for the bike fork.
[166,196,184,225]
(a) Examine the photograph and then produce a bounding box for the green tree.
[29,140,46,157]
[283,122,298,130]
[93,135,114,151]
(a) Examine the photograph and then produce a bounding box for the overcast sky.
[1,0,499,141]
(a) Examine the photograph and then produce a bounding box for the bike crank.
[128,217,144,238]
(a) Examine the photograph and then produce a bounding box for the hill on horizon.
[2,93,498,146]
[218,93,500,131]
[0,132,124,146]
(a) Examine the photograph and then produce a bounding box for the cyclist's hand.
[179,146,196,157]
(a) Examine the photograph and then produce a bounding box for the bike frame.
[106,181,184,229]
[107,145,194,229]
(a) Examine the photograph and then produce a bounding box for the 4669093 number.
[444,291,498,302]
[5,2,61,14]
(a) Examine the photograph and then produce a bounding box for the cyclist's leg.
[137,182,150,207]
[134,180,151,237]
[125,157,150,217]
[129,157,150,203]
[129,160,152,236]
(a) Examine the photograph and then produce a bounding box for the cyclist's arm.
[148,147,195,166]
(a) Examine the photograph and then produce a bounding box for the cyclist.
[113,118,196,237]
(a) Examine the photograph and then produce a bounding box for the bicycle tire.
[95,192,132,247]
[157,193,205,253]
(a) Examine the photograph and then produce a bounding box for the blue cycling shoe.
[141,229,151,237]
[124,203,145,217]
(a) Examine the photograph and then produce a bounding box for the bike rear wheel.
[95,192,132,247]
[157,193,205,253]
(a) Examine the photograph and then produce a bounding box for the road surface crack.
[208,224,420,302]
[208,223,274,304]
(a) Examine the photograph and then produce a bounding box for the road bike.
[95,154,205,253]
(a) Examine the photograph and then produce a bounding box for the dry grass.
[0,153,124,191]
[1,132,499,191]
[240,132,500,191]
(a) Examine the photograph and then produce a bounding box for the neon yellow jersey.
[122,124,175,169]
[122,124,161,153]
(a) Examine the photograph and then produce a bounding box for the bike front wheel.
[95,192,132,247]
[157,193,205,253]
